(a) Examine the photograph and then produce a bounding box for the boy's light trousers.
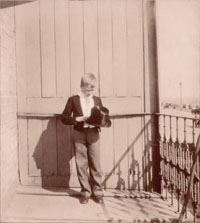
[73,127,103,198]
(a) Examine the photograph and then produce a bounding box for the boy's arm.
[61,97,77,125]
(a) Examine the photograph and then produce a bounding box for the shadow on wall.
[32,117,75,191]
[142,127,153,191]
[102,119,154,191]
[0,1,36,9]
[31,116,156,191]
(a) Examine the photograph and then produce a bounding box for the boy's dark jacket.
[61,95,103,131]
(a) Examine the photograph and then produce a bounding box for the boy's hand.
[76,116,89,122]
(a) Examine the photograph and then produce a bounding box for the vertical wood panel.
[42,118,57,176]
[15,4,27,109]
[57,119,72,176]
[40,0,56,97]
[112,0,127,96]
[98,0,113,97]
[29,119,43,177]
[25,1,41,98]
[55,0,70,98]
[100,125,114,187]
[18,119,28,184]
[83,0,99,96]
[113,118,128,189]
[70,138,80,187]
[127,0,143,96]
[15,2,41,104]
[69,1,84,95]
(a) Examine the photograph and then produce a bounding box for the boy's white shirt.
[78,92,94,128]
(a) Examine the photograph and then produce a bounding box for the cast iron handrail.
[157,113,200,222]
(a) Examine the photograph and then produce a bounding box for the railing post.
[151,115,161,193]
[143,0,161,193]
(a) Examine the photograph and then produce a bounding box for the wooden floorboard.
[2,186,197,223]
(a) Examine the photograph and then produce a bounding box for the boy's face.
[81,82,96,97]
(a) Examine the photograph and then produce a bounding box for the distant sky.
[156,0,200,104]
[159,69,200,102]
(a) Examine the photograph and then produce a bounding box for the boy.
[61,73,106,204]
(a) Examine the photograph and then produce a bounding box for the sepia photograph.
[0,0,200,222]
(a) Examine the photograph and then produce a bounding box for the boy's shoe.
[93,195,103,204]
[80,196,89,204]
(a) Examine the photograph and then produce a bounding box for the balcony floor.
[3,186,196,223]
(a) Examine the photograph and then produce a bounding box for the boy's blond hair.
[80,73,96,88]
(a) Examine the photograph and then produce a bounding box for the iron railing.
[158,113,200,222]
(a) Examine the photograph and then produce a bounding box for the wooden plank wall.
[18,115,150,190]
[15,0,143,114]
[15,0,148,189]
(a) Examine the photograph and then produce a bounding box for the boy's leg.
[75,142,91,197]
[87,128,103,197]
[73,130,91,198]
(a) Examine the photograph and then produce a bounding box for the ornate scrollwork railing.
[158,113,200,222]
